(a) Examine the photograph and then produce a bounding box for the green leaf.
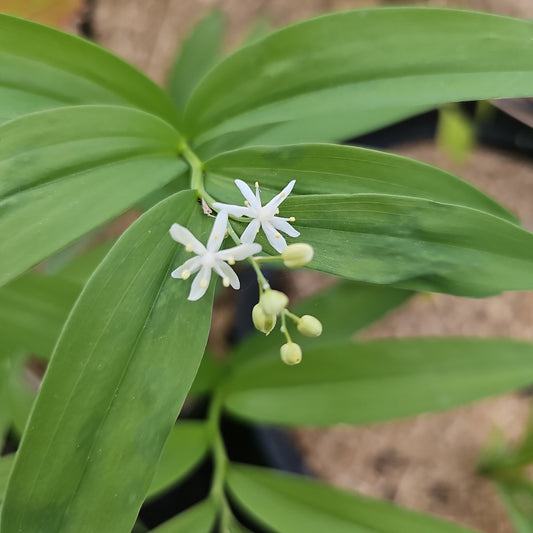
[0,273,80,358]
[238,106,431,149]
[167,10,225,111]
[205,144,515,222]
[185,8,533,144]
[227,464,478,533]
[228,517,254,533]
[0,14,180,125]
[223,339,533,426]
[55,242,115,285]
[497,479,533,533]
[228,280,410,368]
[151,499,218,533]
[147,421,209,500]
[0,454,15,507]
[1,191,214,533]
[257,194,533,297]
[0,105,186,287]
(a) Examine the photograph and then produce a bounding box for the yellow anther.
[227,255,235,265]
[200,279,208,288]
[289,216,295,222]
[281,192,286,197]
[255,181,259,188]
[214,234,219,239]
[181,270,191,280]
[222,277,230,287]
[275,233,280,238]
[185,243,194,252]
[244,200,249,206]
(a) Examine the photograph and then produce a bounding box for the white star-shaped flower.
[213,180,300,253]
[170,210,261,301]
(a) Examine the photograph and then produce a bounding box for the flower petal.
[217,242,261,262]
[212,202,251,218]
[207,210,228,252]
[235,179,260,210]
[240,218,261,244]
[272,217,300,238]
[263,221,287,253]
[213,260,240,289]
[264,180,296,210]
[171,256,202,279]
[188,266,212,301]
[169,223,205,255]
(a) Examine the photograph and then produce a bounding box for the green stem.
[280,311,292,343]
[208,392,232,532]
[284,309,300,324]
[254,255,282,263]
[226,221,270,292]
[178,141,217,206]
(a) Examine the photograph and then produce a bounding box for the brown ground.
[91,1,533,531]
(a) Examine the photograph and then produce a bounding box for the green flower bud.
[297,314,323,337]
[280,342,302,365]
[252,303,277,335]
[260,289,289,316]
[281,243,314,268]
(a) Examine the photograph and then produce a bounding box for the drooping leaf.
[151,499,218,533]
[0,14,180,125]
[167,10,226,111]
[244,194,533,297]
[223,339,533,426]
[204,144,515,222]
[0,105,186,287]
[147,421,209,500]
[185,8,533,145]
[55,242,115,285]
[0,273,80,358]
[228,280,411,368]
[1,191,214,533]
[238,106,432,149]
[227,464,478,533]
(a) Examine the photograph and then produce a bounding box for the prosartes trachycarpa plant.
[0,6,533,533]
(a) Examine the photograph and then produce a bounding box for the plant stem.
[284,309,300,324]
[280,311,292,343]
[208,391,232,532]
[178,141,217,206]
[226,221,270,292]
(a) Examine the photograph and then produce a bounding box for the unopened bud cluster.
[252,286,322,366]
